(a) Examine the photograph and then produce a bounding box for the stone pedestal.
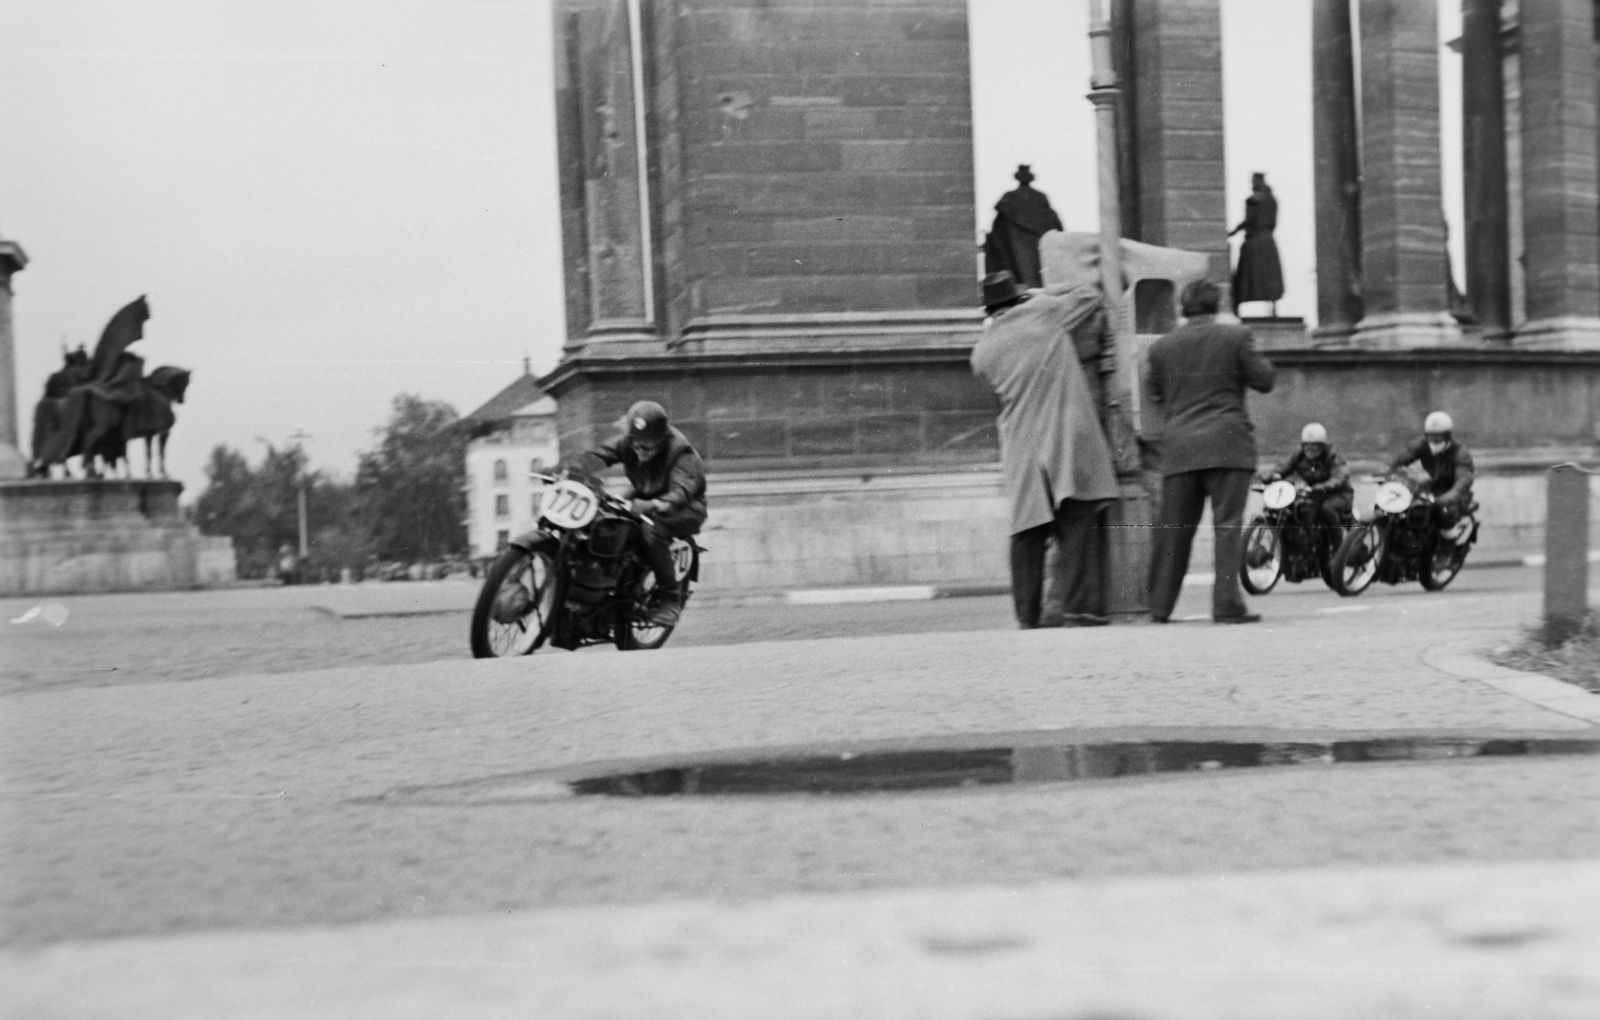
[546,0,998,593]
[0,480,236,595]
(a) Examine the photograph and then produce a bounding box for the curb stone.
[1424,641,1600,725]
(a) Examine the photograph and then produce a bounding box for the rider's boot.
[647,586,682,628]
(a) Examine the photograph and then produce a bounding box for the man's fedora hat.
[982,270,1028,310]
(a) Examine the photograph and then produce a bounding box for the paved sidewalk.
[4,584,1598,1017]
[8,859,1598,1020]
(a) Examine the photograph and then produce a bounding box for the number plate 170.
[540,479,599,529]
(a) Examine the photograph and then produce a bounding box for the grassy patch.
[1490,612,1600,693]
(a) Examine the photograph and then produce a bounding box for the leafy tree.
[354,394,467,562]
[193,442,372,579]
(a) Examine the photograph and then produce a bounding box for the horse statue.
[32,364,191,479]
[28,296,191,480]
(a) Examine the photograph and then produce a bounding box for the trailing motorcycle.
[469,471,702,658]
[1240,479,1348,595]
[1329,475,1477,596]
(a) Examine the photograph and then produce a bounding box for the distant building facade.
[461,371,559,560]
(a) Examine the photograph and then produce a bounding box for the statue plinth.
[0,478,236,595]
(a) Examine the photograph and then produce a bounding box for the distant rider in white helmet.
[1388,411,1476,531]
[1259,422,1353,533]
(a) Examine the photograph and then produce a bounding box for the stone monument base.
[0,479,235,596]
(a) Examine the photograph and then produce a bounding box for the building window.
[530,457,546,475]
[493,458,508,482]
[494,494,510,518]
[496,530,510,552]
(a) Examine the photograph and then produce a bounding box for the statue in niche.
[1229,172,1285,315]
[984,164,1064,289]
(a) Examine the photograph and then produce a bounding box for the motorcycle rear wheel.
[1419,537,1469,591]
[470,543,561,658]
[613,564,679,651]
[1240,521,1282,595]
[1331,522,1383,597]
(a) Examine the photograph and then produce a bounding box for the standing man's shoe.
[1213,613,1261,624]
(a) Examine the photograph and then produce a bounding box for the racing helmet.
[1424,411,1454,437]
[1300,422,1328,444]
[625,401,670,442]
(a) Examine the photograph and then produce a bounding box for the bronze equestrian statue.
[29,296,193,480]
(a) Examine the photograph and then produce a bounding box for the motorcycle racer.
[1259,422,1353,531]
[575,400,707,628]
[1387,410,1476,537]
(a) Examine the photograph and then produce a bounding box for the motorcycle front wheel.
[1240,520,1283,595]
[1419,536,1469,591]
[470,543,561,658]
[1330,522,1383,596]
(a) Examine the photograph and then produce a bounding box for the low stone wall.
[693,456,1599,595]
[0,479,236,596]
[697,466,1008,591]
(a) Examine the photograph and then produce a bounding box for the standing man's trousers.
[1148,468,1252,621]
[1010,498,1104,628]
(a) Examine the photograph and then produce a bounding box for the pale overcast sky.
[0,1,1463,491]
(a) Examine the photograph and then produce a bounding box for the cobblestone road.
[5,568,1597,949]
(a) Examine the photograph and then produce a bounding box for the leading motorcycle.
[1329,475,1477,596]
[469,471,702,658]
[1240,479,1348,595]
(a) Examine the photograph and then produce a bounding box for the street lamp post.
[1087,0,1154,618]
[288,428,311,568]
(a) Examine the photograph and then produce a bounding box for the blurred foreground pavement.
[3,573,1599,1018]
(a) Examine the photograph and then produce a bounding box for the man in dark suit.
[1146,279,1277,623]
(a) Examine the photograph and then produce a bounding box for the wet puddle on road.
[362,734,1600,805]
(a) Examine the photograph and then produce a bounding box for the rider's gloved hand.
[630,498,658,517]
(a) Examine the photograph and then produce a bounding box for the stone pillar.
[1461,0,1513,339]
[554,0,658,353]
[1311,0,1364,339]
[1353,0,1459,347]
[1514,0,1600,348]
[545,0,986,463]
[1123,0,1229,285]
[0,238,28,479]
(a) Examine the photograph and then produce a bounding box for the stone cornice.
[537,343,980,394]
[0,240,27,276]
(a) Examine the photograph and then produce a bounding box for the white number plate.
[669,538,694,581]
[540,478,600,530]
[1261,479,1298,510]
[1375,480,1414,514]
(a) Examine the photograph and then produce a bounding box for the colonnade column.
[0,238,28,479]
[1352,0,1458,347]
[1461,0,1513,339]
[1515,0,1600,348]
[1311,0,1364,339]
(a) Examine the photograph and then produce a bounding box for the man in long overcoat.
[971,270,1120,628]
[1147,278,1277,623]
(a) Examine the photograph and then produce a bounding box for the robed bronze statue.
[29,296,192,479]
[983,164,1065,289]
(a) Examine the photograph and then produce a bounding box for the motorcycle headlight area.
[1375,481,1413,514]
[1262,480,1298,510]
